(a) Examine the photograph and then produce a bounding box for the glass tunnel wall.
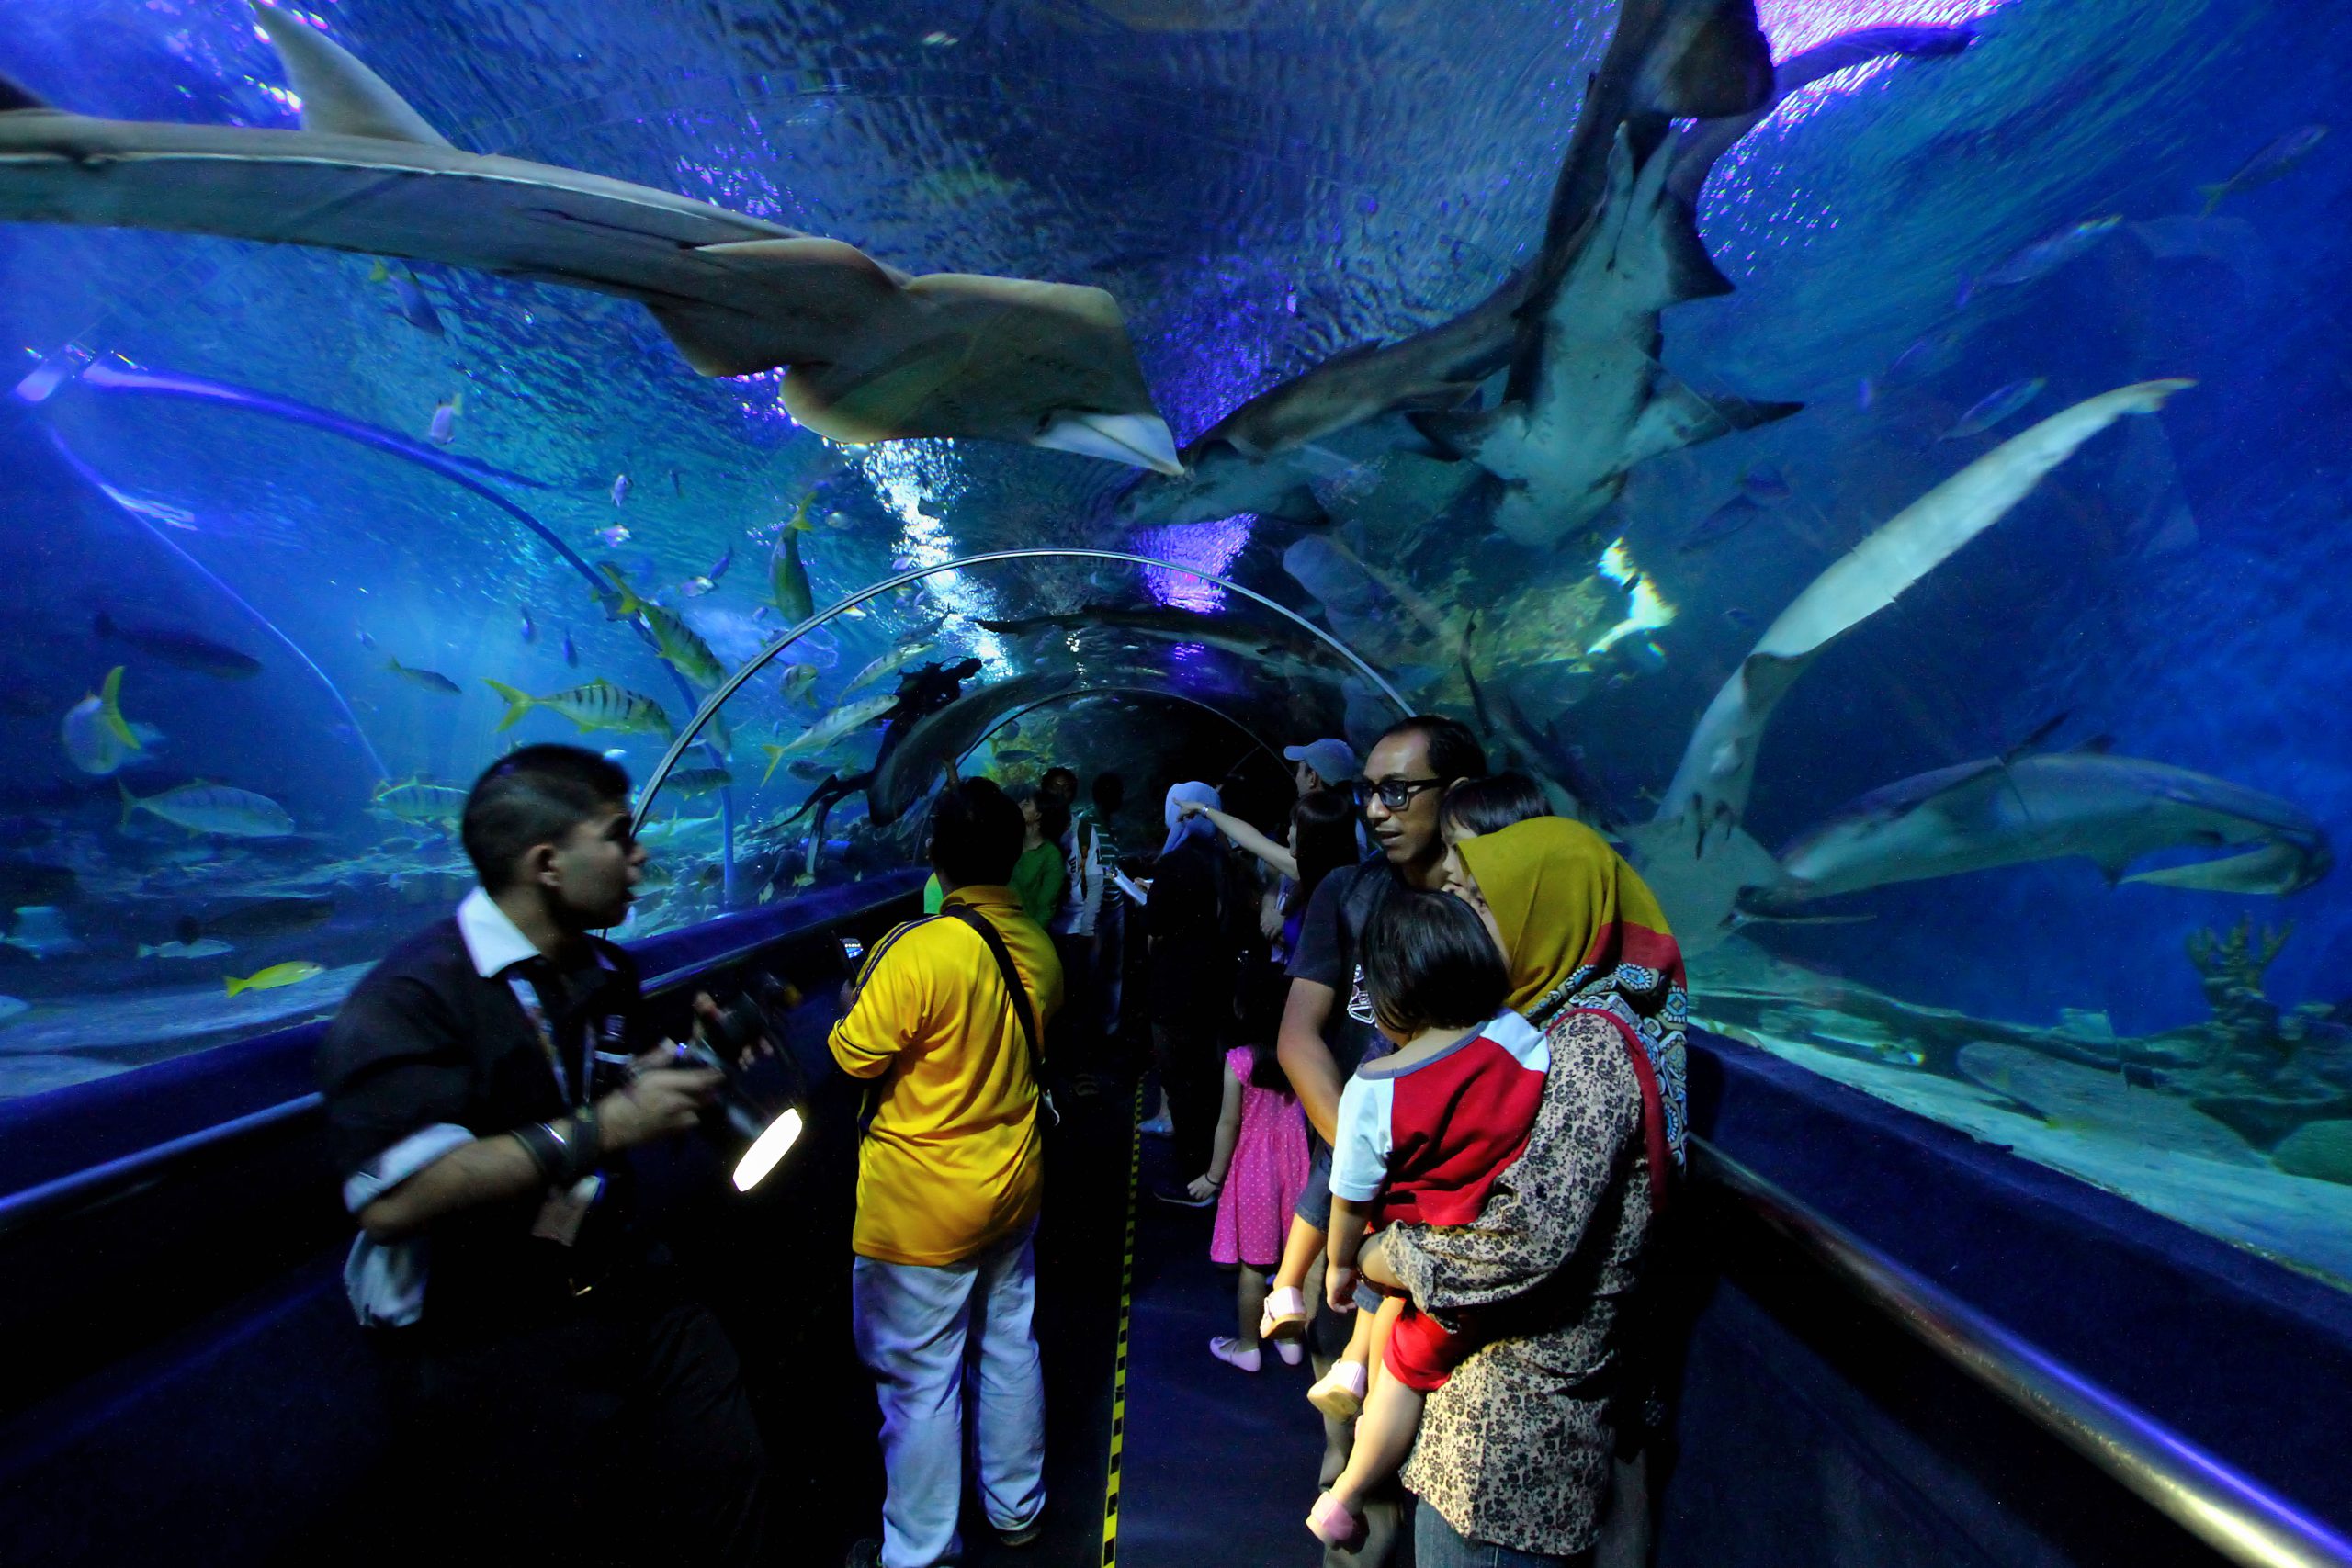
[3,0,2350,1288]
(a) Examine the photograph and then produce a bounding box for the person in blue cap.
[1285,737,1360,797]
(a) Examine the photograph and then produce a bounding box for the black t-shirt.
[1146,834,1245,1021]
[318,916,652,1330]
[1284,852,1399,1079]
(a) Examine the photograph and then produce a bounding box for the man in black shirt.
[1277,715,1487,1568]
[319,745,771,1566]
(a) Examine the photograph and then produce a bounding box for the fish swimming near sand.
[120,780,296,839]
[1744,748,2331,911]
[484,678,674,738]
[0,5,1176,468]
[60,665,142,776]
[224,960,324,998]
[385,657,462,694]
[1939,377,2046,441]
[93,612,262,679]
[2200,124,2327,215]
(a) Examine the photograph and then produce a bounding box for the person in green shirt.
[931,784,1068,923]
[1010,788,1069,927]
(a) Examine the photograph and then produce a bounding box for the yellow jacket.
[828,886,1064,1265]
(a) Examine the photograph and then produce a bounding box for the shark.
[1117,10,1973,529]
[1743,749,2333,910]
[0,4,1178,471]
[1617,379,2195,950]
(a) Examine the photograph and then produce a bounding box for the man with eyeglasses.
[1275,715,1487,1568]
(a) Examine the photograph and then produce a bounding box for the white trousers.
[851,1224,1046,1568]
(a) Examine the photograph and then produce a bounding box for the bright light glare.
[731,1107,804,1191]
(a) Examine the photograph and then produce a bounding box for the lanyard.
[507,969,608,1110]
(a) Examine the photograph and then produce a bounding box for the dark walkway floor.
[1114,1129,1332,1568]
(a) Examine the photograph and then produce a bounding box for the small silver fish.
[427,393,460,446]
[1739,464,1792,505]
[611,472,631,507]
[139,937,234,959]
[518,604,537,643]
[594,524,631,547]
[563,630,580,668]
[1939,377,2048,441]
[2201,124,2327,215]
[1979,216,2122,289]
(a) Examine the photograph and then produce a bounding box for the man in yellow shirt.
[830,778,1064,1568]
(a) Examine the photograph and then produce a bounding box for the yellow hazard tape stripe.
[1101,1087,1144,1567]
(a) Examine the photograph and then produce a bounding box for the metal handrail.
[1695,1140,2352,1568]
[0,876,923,1240]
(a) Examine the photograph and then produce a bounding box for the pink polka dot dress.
[1211,1047,1311,1269]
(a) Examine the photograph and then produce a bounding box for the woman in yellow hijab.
[1450,816,1688,1165]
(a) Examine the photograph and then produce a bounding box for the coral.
[2170,918,2352,1147]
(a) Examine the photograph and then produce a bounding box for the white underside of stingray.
[1622,378,2197,949]
[0,4,1179,470]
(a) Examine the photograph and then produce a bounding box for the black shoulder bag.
[942,904,1056,1124]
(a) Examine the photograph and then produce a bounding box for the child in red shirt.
[1307,889,1544,1550]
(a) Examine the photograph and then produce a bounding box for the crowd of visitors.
[316,708,1684,1568]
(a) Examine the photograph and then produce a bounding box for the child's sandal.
[1306,1359,1368,1419]
[1259,1285,1311,1342]
[1306,1492,1367,1551]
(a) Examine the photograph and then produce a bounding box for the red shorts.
[1381,1302,1470,1393]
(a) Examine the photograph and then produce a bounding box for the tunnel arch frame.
[637,547,1413,827]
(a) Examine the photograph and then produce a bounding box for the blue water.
[3,0,2349,1267]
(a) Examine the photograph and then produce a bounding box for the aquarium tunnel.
[2,0,2351,1564]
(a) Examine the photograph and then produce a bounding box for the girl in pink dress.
[1190,1042,1312,1371]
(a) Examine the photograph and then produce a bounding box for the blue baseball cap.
[1284,739,1360,788]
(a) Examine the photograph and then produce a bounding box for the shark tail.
[97,665,141,751]
[482,680,535,732]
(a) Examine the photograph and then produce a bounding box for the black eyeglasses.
[1351,777,1446,812]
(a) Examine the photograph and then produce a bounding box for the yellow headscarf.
[1457,816,1689,1162]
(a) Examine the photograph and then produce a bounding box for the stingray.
[0,5,1177,470]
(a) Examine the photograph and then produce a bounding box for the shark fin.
[1636,0,1776,120]
[1626,376,1801,467]
[2002,711,2072,762]
[0,72,52,113]
[1036,411,1184,475]
[251,4,452,149]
